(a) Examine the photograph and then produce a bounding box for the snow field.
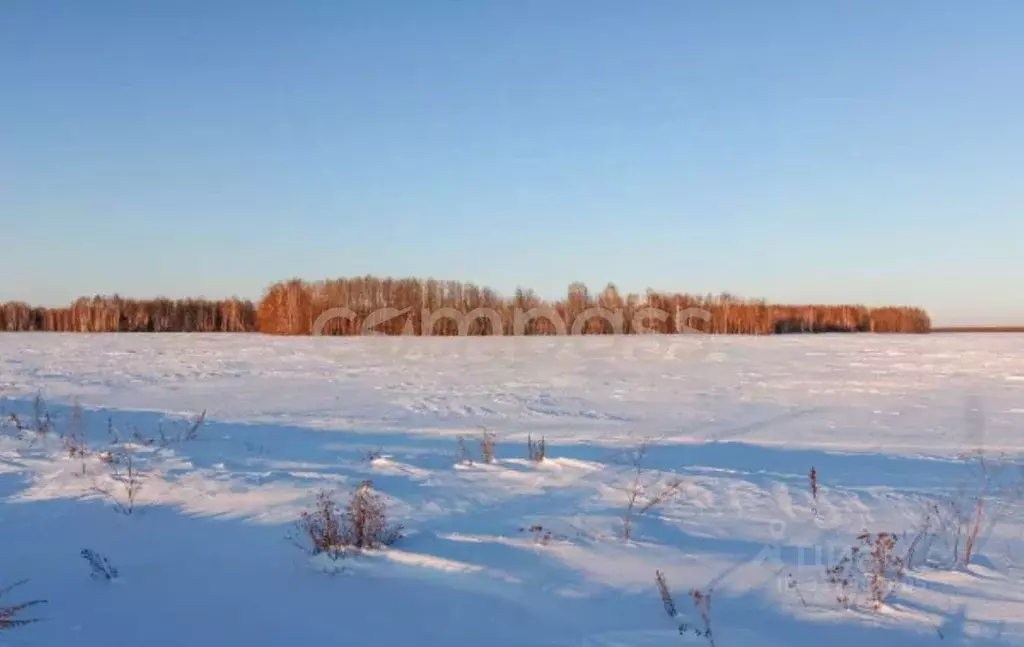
[1,333,1022,646]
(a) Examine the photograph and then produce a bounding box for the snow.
[0,332,1022,646]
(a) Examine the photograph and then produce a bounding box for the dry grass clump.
[297,481,404,559]
[0,580,46,631]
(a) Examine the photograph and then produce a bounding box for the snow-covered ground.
[1,333,1022,646]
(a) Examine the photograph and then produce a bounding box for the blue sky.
[2,1,1022,325]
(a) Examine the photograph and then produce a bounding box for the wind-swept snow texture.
[1,333,1022,646]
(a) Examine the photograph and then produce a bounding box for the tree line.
[255,276,931,335]
[0,296,257,332]
[1,277,931,335]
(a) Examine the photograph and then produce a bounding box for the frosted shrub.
[297,481,403,559]
[826,530,907,610]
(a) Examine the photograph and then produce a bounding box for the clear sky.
[2,1,1022,325]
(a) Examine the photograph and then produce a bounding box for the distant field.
[931,326,1024,333]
